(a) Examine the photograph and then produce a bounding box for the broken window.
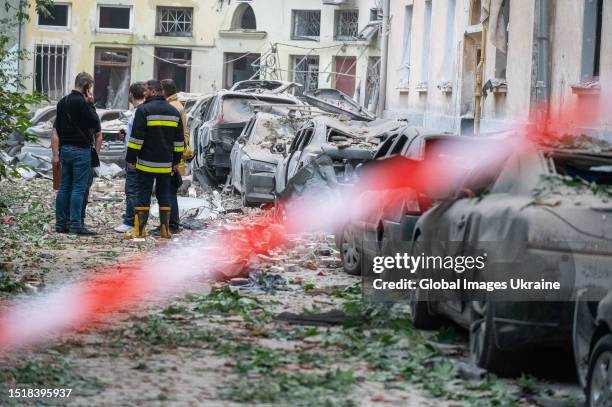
[224,53,261,88]
[420,0,432,84]
[398,6,413,88]
[154,48,192,92]
[37,3,69,27]
[292,55,319,94]
[98,6,131,31]
[157,7,193,36]
[292,10,321,40]
[334,56,356,96]
[230,4,257,30]
[581,0,604,79]
[335,10,359,41]
[94,48,131,109]
[34,44,68,101]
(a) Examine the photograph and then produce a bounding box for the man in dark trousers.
[114,82,146,233]
[52,72,102,236]
[161,79,189,233]
[126,80,185,239]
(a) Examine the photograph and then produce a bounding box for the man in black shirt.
[52,72,102,235]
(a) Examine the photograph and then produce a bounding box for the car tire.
[408,236,441,329]
[408,287,441,330]
[340,225,362,276]
[469,300,523,377]
[586,334,612,407]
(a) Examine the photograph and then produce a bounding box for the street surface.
[0,177,583,406]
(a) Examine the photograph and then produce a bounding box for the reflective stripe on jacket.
[125,96,185,174]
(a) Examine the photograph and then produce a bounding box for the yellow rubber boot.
[134,207,150,239]
[159,206,172,239]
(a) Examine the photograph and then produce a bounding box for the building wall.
[22,0,380,107]
[384,0,612,138]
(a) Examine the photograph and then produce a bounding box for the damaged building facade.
[20,0,382,110]
[383,0,612,138]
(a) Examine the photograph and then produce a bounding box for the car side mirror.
[237,135,247,144]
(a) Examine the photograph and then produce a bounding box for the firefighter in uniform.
[126,80,185,239]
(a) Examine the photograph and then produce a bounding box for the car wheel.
[587,334,612,407]
[340,225,362,276]
[469,300,522,377]
[407,236,440,329]
[407,287,441,329]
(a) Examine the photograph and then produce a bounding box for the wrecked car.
[410,144,612,377]
[191,90,300,186]
[574,287,612,407]
[275,116,406,195]
[230,112,303,206]
[230,80,299,95]
[303,88,376,122]
[340,129,461,276]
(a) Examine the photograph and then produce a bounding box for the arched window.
[231,4,257,30]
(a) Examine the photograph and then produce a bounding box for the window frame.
[334,9,359,41]
[36,2,71,30]
[156,6,194,37]
[291,9,321,41]
[96,4,134,34]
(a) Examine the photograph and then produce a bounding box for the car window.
[251,118,300,145]
[289,130,304,153]
[243,118,256,141]
[221,97,296,124]
[374,134,397,159]
[490,154,519,194]
[204,97,219,121]
[389,134,409,156]
[300,127,315,149]
[38,110,56,123]
[100,112,121,122]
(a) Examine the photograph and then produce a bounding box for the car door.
[194,96,219,169]
[231,117,256,191]
[276,129,305,193]
[286,125,314,182]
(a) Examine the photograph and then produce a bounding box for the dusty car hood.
[243,145,283,165]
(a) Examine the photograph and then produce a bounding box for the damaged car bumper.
[244,160,277,203]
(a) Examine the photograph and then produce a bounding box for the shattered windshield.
[251,117,301,147]
[222,97,295,124]
[534,153,612,200]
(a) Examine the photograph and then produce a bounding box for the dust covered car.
[230,112,303,206]
[411,144,612,376]
[275,116,406,195]
[191,90,299,186]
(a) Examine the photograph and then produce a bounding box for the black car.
[411,145,612,376]
[338,129,457,276]
[191,90,299,186]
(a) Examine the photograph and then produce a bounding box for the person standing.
[52,72,102,236]
[114,82,146,233]
[126,80,185,239]
[161,79,190,233]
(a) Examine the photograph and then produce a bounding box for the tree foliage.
[0,0,54,179]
